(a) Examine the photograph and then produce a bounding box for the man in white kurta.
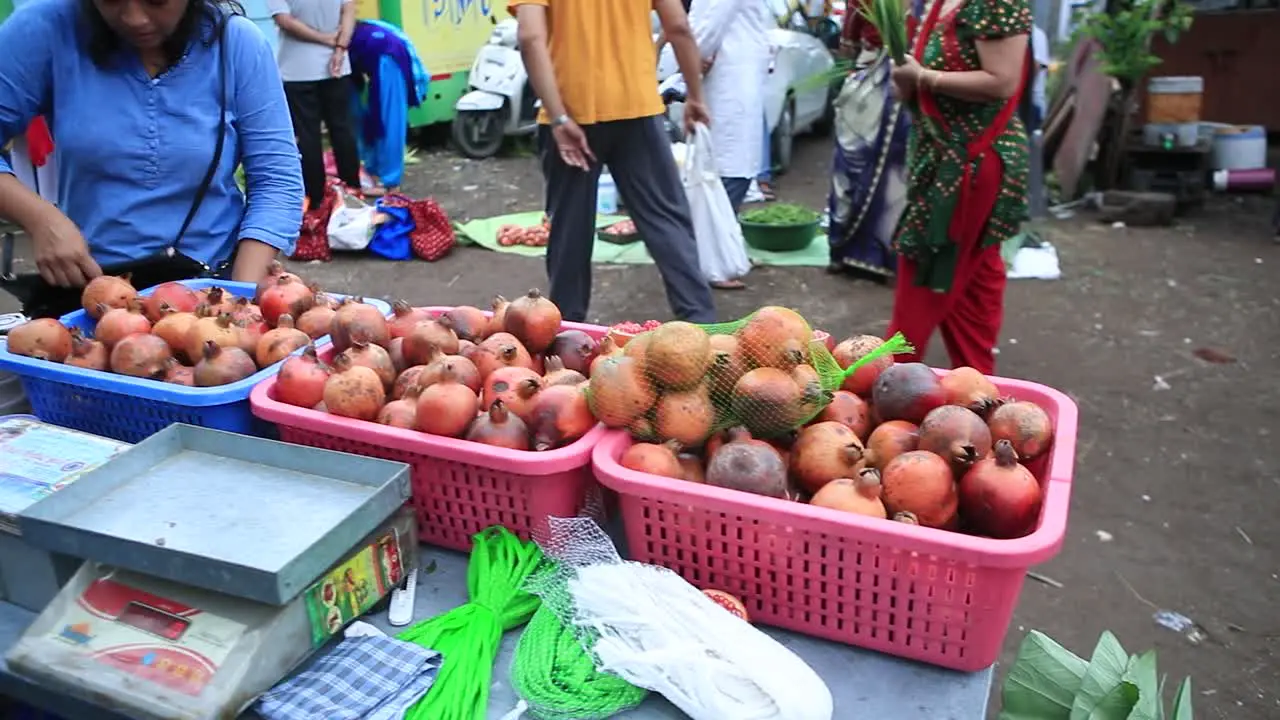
[688,0,771,211]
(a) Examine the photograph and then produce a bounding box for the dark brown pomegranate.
[917,405,993,474]
[871,363,947,424]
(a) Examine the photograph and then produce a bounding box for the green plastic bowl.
[738,218,820,252]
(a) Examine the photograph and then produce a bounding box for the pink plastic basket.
[250,312,609,552]
[591,373,1078,671]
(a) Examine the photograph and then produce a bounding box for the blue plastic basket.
[0,279,390,443]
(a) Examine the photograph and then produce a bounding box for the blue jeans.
[722,177,752,213]
[757,111,772,182]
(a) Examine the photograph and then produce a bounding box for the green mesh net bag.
[587,307,913,445]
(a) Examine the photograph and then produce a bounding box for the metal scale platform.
[4,424,413,720]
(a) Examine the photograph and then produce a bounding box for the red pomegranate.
[143,282,199,322]
[81,275,136,319]
[832,334,894,397]
[790,421,866,495]
[108,333,172,379]
[64,330,108,371]
[813,390,873,441]
[330,298,391,352]
[95,300,152,349]
[194,342,257,387]
[465,399,532,450]
[276,346,330,408]
[444,305,491,343]
[502,288,562,355]
[387,301,436,339]
[939,367,1003,417]
[257,276,315,328]
[917,405,993,474]
[620,440,684,479]
[863,420,920,470]
[414,363,480,438]
[323,355,386,421]
[375,386,420,429]
[987,401,1054,461]
[880,450,958,529]
[958,440,1043,539]
[6,319,73,362]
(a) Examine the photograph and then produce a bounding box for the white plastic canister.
[597,167,618,215]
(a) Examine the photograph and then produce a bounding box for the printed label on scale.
[0,418,127,518]
[302,527,405,647]
[48,578,246,697]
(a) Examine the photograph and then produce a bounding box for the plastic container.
[251,309,610,552]
[1213,168,1276,192]
[597,168,619,215]
[1210,125,1267,170]
[1146,76,1203,125]
[0,279,390,443]
[591,372,1078,672]
[1142,122,1198,149]
[739,217,820,252]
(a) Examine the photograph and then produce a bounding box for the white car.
[658,0,838,173]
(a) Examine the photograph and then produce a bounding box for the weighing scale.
[5,424,414,720]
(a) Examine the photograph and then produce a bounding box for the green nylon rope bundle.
[509,602,648,719]
[398,526,545,720]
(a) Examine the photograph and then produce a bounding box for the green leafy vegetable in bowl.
[740,204,820,226]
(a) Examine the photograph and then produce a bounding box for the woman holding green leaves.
[885,0,1031,374]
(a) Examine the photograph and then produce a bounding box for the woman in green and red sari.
[886,0,1031,375]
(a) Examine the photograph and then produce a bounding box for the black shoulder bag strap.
[171,12,230,260]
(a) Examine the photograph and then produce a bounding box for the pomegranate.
[394,365,430,399]
[871,363,947,424]
[814,390,873,441]
[487,295,510,337]
[864,420,920,470]
[465,399,531,450]
[832,335,894,397]
[6,319,73,362]
[330,298,391,352]
[257,275,315,327]
[987,401,1054,461]
[230,297,263,324]
[702,590,749,622]
[790,421,866,494]
[481,366,542,419]
[108,333,172,379]
[254,260,301,299]
[194,342,257,386]
[323,355,386,421]
[296,304,337,339]
[644,321,712,390]
[387,337,407,374]
[502,288,562,354]
[586,356,656,428]
[143,282,199,321]
[588,335,624,375]
[95,300,151,349]
[152,310,198,362]
[621,333,649,366]
[528,384,595,450]
[730,367,821,438]
[545,330,597,375]
[620,440,684,479]
[376,386,420,429]
[64,330,108,370]
[184,312,241,362]
[473,332,534,377]
[419,353,482,394]
[387,301,436,339]
[918,405,993,474]
[201,286,237,316]
[706,439,790,498]
[276,346,331,409]
[736,305,811,369]
[881,450,958,529]
[678,453,706,483]
[255,314,310,367]
[706,334,747,399]
[402,319,460,363]
[653,384,716,447]
[543,356,586,387]
[414,363,480,438]
[340,335,397,390]
[444,305,491,342]
[940,367,1003,416]
[810,468,887,519]
[162,358,195,386]
[81,275,136,319]
[959,440,1043,539]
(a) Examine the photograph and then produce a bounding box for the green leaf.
[998,631,1089,720]
[1124,650,1161,720]
[1170,678,1193,720]
[1070,632,1131,720]
[1092,681,1141,720]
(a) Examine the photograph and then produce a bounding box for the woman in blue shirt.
[0,0,303,317]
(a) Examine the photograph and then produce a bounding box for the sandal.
[710,279,748,290]
[757,180,777,202]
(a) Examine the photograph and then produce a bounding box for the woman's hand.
[230,239,280,286]
[890,56,923,101]
[31,207,100,288]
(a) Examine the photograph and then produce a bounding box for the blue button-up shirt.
[0,0,303,266]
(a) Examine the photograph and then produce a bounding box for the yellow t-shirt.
[509,0,664,125]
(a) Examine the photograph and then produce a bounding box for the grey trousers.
[538,116,717,323]
[721,177,752,214]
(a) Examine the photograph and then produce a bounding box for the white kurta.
[689,0,771,180]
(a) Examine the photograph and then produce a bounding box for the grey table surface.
[0,544,993,720]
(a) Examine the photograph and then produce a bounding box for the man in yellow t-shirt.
[511,0,717,323]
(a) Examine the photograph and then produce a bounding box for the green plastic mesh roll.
[587,307,913,445]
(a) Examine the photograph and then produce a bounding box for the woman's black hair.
[81,0,246,69]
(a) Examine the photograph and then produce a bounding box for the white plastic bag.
[682,124,751,283]
[327,188,377,252]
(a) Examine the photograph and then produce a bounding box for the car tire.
[771,98,796,175]
[451,109,506,159]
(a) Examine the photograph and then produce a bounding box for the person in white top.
[1030,25,1050,130]
[269,0,361,209]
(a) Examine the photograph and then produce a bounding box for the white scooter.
[452,19,538,159]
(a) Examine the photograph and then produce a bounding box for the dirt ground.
[3,130,1277,718]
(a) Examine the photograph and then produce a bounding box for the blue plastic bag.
[368,200,413,261]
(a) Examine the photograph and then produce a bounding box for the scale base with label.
[7,509,416,720]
